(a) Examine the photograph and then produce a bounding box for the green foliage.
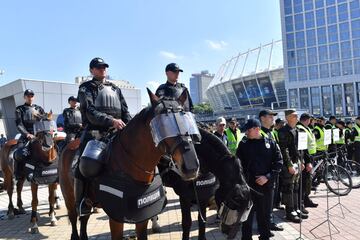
[193,103,213,114]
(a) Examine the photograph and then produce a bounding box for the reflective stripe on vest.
[260,129,275,140]
[225,128,242,155]
[297,124,317,155]
[314,125,328,151]
[354,124,360,142]
[273,129,279,143]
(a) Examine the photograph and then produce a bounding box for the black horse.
[160,128,252,240]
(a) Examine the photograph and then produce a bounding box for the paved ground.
[0,181,360,240]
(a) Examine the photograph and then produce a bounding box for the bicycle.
[335,145,360,189]
[311,151,352,196]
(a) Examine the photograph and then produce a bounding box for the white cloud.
[146,81,161,92]
[159,51,183,60]
[206,40,228,50]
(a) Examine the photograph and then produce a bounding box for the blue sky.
[0,0,282,106]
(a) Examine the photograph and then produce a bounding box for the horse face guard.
[150,98,200,180]
[33,120,57,151]
[219,184,253,238]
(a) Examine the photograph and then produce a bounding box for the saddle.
[96,169,167,223]
[25,157,59,185]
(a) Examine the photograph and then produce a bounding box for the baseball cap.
[275,118,285,124]
[300,113,312,121]
[165,63,183,72]
[89,57,109,69]
[216,117,226,125]
[24,89,34,96]
[259,109,277,118]
[229,117,238,123]
[68,96,78,102]
[243,119,261,131]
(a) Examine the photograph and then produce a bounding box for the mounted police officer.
[75,57,131,216]
[14,89,45,179]
[155,63,193,112]
[62,96,82,143]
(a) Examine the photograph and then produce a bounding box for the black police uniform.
[63,106,82,141]
[236,136,283,240]
[14,103,45,179]
[155,81,193,112]
[75,77,131,214]
[278,124,304,222]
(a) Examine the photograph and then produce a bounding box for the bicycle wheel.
[323,164,352,196]
[341,160,360,189]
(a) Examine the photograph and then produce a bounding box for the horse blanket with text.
[96,170,167,223]
[24,158,58,185]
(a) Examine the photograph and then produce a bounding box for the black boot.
[304,196,318,208]
[74,178,92,217]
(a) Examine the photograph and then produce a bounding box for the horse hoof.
[31,227,39,234]
[7,213,15,220]
[51,220,57,226]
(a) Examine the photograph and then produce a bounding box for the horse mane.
[198,128,231,156]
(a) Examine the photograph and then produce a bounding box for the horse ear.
[147,88,159,105]
[178,90,188,106]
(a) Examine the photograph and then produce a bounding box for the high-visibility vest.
[314,125,328,151]
[225,128,243,155]
[260,128,276,141]
[272,129,279,143]
[354,124,360,142]
[335,129,346,145]
[345,127,353,144]
[297,124,317,155]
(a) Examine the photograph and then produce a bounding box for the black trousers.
[353,142,360,163]
[242,181,274,240]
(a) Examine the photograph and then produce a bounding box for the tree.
[193,103,213,114]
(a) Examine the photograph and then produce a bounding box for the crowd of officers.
[212,110,360,240]
[10,56,360,240]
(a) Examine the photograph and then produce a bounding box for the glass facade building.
[281,0,360,117]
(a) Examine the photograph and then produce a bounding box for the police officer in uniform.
[351,116,360,163]
[258,109,284,232]
[345,121,354,160]
[273,118,285,144]
[75,57,131,216]
[225,117,243,155]
[14,89,45,179]
[313,117,328,154]
[214,117,228,146]
[237,119,283,240]
[62,96,82,143]
[278,109,305,223]
[325,116,337,154]
[296,113,318,208]
[155,63,193,111]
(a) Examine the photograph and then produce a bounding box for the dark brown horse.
[59,89,200,240]
[0,115,64,234]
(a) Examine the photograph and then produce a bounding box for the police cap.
[68,96,78,103]
[89,57,109,69]
[243,119,261,131]
[165,63,183,72]
[24,89,35,96]
[259,109,277,118]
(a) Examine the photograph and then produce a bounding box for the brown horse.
[59,89,200,240]
[0,115,64,234]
